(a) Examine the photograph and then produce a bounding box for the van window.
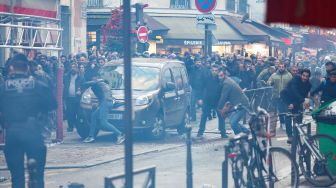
[163,69,173,84]
[179,67,189,88]
[172,67,184,91]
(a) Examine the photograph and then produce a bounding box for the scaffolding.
[0,1,64,142]
[0,10,62,52]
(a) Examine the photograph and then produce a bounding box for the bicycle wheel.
[299,134,336,187]
[231,155,249,188]
[265,147,299,188]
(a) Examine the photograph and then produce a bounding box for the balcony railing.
[86,0,119,8]
[86,0,103,8]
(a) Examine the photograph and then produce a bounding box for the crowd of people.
[1,49,336,187]
[1,50,336,143]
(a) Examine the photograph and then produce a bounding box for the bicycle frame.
[293,122,324,162]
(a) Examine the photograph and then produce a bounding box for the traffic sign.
[196,13,215,25]
[137,26,149,43]
[195,0,217,13]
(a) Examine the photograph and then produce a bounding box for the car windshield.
[99,65,160,91]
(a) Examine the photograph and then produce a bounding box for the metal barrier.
[244,86,273,111]
[104,166,156,188]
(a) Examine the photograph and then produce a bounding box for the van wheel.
[148,114,166,139]
[76,118,91,139]
[177,110,190,135]
[76,111,99,139]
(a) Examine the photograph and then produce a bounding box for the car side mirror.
[165,82,176,91]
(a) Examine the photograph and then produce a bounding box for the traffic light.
[133,3,148,25]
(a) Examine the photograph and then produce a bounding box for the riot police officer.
[0,54,57,188]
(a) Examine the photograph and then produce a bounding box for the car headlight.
[81,89,93,104]
[135,95,151,106]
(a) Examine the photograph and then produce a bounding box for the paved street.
[0,115,334,187]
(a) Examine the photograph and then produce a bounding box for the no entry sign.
[137,26,149,43]
[195,0,217,13]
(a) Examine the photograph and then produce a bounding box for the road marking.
[276,137,288,141]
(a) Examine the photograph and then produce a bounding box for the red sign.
[266,0,336,28]
[195,0,217,13]
[137,26,149,43]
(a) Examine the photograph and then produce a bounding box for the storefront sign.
[184,40,203,45]
[216,41,232,45]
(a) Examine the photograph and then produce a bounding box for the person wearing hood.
[280,68,311,143]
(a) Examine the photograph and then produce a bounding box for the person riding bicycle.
[217,69,250,135]
[280,68,311,144]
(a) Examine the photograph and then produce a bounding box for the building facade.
[86,0,288,56]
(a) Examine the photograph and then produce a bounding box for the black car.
[77,58,191,139]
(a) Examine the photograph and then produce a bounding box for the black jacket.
[83,79,113,102]
[189,65,207,91]
[202,70,222,108]
[63,72,85,99]
[0,73,57,124]
[281,76,311,108]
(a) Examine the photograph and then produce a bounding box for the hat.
[325,56,331,61]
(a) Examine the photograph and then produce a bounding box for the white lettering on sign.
[184,40,203,45]
[216,41,232,45]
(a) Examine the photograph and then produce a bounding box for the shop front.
[152,16,246,55]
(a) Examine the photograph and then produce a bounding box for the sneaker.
[281,124,286,131]
[83,136,95,143]
[287,137,293,144]
[196,133,203,138]
[116,134,125,144]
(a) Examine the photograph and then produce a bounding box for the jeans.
[229,109,248,134]
[272,98,287,124]
[198,104,225,135]
[89,99,122,137]
[190,90,201,121]
[65,97,80,130]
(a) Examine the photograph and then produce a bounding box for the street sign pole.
[207,26,212,56]
[204,24,208,55]
[195,0,216,56]
[123,0,133,188]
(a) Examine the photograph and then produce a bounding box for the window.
[238,0,248,14]
[86,0,103,8]
[179,67,189,88]
[87,31,96,43]
[226,0,235,11]
[170,0,190,9]
[163,69,174,84]
[172,67,184,91]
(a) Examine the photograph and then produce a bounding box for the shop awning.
[87,13,169,32]
[221,15,269,43]
[303,34,334,50]
[152,16,246,45]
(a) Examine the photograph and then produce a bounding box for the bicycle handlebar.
[231,104,269,117]
[278,111,311,117]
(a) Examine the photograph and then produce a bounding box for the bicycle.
[285,112,336,187]
[223,105,299,188]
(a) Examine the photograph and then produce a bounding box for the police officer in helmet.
[0,53,57,188]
